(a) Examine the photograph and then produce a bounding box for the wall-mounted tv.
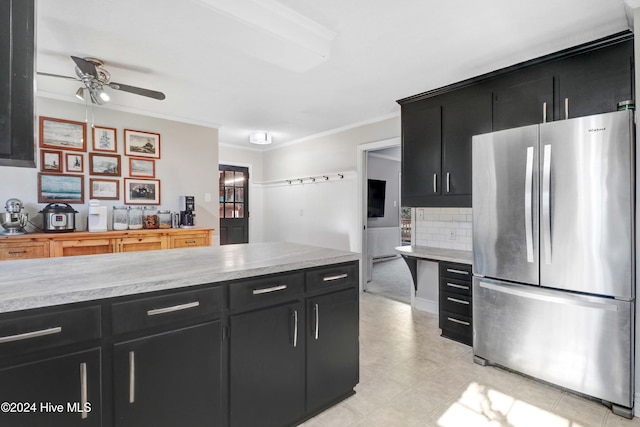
[367,179,386,218]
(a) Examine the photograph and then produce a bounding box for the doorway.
[219,164,249,245]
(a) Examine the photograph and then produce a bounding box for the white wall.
[0,97,219,238]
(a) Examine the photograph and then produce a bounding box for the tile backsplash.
[413,207,472,251]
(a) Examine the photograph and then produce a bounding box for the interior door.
[539,110,633,298]
[472,125,539,284]
[219,165,249,245]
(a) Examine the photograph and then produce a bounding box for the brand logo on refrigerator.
[587,127,606,133]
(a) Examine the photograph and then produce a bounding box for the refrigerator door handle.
[542,144,552,264]
[524,146,534,263]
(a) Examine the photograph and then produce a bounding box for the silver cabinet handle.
[542,144,552,264]
[147,301,199,316]
[446,172,450,193]
[292,310,298,348]
[252,284,287,295]
[433,174,437,193]
[129,351,135,404]
[446,282,469,290]
[314,303,319,340]
[323,274,347,282]
[446,268,469,275]
[447,297,470,305]
[524,146,534,263]
[0,326,62,344]
[80,362,88,419]
[565,98,569,119]
[447,317,470,326]
[543,102,547,123]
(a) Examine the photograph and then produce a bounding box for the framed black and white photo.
[89,178,119,200]
[92,125,117,152]
[40,149,62,172]
[89,153,121,176]
[124,129,160,158]
[39,117,86,152]
[65,153,84,173]
[129,157,155,178]
[124,178,160,205]
[38,173,84,204]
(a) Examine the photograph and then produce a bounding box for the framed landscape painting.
[65,153,84,173]
[38,173,84,204]
[92,125,117,152]
[129,158,155,178]
[39,117,86,152]
[124,129,160,158]
[124,178,160,204]
[89,153,121,176]
[40,150,62,172]
[90,178,119,200]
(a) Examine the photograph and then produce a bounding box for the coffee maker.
[179,196,195,228]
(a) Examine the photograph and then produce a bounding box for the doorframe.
[356,137,401,293]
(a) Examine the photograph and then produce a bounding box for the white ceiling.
[36,0,631,149]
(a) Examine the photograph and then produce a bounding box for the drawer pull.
[292,310,299,348]
[147,301,200,316]
[0,326,62,344]
[323,273,348,282]
[185,240,196,244]
[446,268,469,275]
[80,362,88,419]
[253,285,287,295]
[447,317,470,326]
[129,351,135,403]
[447,297,470,305]
[8,250,27,254]
[446,282,469,290]
[314,303,320,340]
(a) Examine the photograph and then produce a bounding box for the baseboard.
[413,297,437,314]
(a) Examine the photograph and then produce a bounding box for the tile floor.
[300,292,640,427]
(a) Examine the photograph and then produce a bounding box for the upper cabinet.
[0,0,35,167]
[399,33,633,207]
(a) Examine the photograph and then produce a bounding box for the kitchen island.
[0,242,360,427]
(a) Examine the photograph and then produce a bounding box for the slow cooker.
[40,203,77,232]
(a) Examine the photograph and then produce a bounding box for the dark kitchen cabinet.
[438,262,472,346]
[113,322,222,427]
[306,288,359,413]
[229,302,305,427]
[492,76,554,131]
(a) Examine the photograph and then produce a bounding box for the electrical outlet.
[416,209,424,221]
[449,230,456,240]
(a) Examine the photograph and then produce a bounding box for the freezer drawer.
[473,277,633,409]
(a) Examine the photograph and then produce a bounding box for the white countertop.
[0,242,359,314]
[394,245,472,265]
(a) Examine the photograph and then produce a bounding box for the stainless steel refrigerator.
[472,110,635,417]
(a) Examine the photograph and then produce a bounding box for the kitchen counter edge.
[394,245,472,265]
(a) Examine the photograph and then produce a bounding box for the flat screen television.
[367,179,386,218]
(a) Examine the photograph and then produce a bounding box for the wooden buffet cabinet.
[0,228,213,261]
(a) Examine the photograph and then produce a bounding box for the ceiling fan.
[38,56,166,105]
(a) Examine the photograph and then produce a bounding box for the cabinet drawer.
[440,310,472,346]
[439,290,472,317]
[0,306,101,360]
[306,262,358,293]
[112,287,223,335]
[439,277,472,296]
[171,233,209,248]
[0,241,49,261]
[439,261,472,281]
[229,273,304,310]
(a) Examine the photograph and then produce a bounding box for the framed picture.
[89,153,121,176]
[129,158,155,178]
[38,173,84,204]
[40,149,62,172]
[124,129,160,158]
[124,178,160,205]
[92,125,117,152]
[89,178,119,200]
[65,153,84,173]
[39,116,86,152]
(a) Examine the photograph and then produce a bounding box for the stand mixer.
[0,198,28,235]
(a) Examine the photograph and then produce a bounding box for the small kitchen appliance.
[179,196,195,228]
[0,198,28,235]
[40,203,78,232]
[87,199,108,232]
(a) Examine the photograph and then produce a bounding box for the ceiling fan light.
[98,90,110,102]
[75,87,85,101]
[249,131,272,145]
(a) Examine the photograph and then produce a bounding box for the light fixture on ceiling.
[98,90,110,102]
[249,131,272,145]
[75,87,85,101]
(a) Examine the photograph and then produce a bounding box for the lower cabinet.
[229,302,305,427]
[113,322,222,427]
[306,288,359,413]
[0,348,102,427]
[438,262,473,345]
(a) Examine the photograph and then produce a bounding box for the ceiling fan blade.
[108,82,166,100]
[37,72,81,82]
[71,56,98,77]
